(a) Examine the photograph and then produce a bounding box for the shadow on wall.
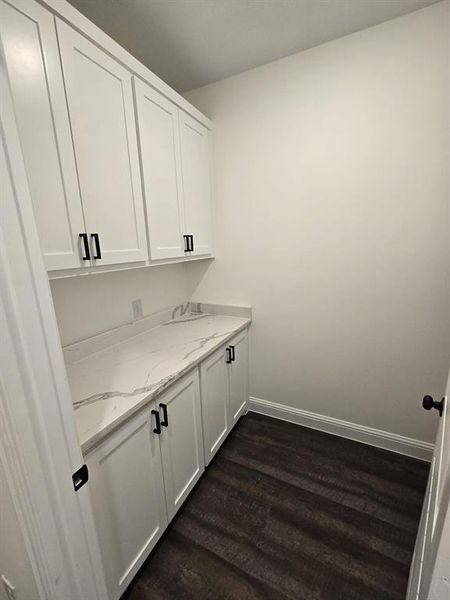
[184,258,213,298]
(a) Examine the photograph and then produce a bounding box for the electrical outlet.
[132,299,143,320]
[1,575,16,600]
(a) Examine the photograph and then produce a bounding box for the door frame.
[417,391,450,598]
[407,383,450,600]
[0,50,107,599]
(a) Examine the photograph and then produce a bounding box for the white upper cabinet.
[56,20,148,266]
[134,78,185,260]
[2,0,212,275]
[179,111,213,257]
[0,0,87,270]
[134,80,214,262]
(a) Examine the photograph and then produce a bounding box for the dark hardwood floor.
[123,412,429,600]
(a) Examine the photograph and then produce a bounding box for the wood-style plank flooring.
[123,412,429,600]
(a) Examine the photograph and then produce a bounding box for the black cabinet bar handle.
[91,233,102,259]
[229,345,236,362]
[79,233,91,261]
[226,347,233,364]
[159,403,169,427]
[151,409,161,434]
[183,235,194,252]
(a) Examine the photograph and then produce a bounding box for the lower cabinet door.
[86,407,167,600]
[158,372,205,521]
[200,345,230,465]
[228,330,249,425]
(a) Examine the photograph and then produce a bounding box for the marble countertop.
[64,309,250,454]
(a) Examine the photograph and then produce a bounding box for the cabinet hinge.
[72,464,89,491]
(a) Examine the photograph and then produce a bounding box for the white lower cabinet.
[158,372,205,521]
[86,331,248,599]
[228,330,250,425]
[200,345,230,464]
[86,407,167,600]
[200,330,249,465]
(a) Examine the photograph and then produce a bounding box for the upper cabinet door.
[56,20,148,266]
[134,79,185,260]
[158,371,204,521]
[179,111,213,257]
[0,0,87,270]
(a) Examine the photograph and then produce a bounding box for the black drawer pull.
[183,235,194,252]
[91,233,102,259]
[151,409,161,434]
[226,347,232,364]
[79,233,91,260]
[229,345,235,362]
[159,403,169,427]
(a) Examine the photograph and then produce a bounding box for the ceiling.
[67,0,440,93]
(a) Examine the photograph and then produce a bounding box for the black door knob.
[422,395,444,417]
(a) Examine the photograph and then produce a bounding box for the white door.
[407,372,450,600]
[0,0,87,271]
[228,330,249,425]
[158,372,205,521]
[86,407,167,600]
[179,111,213,257]
[1,57,107,599]
[200,345,230,465]
[56,20,148,266]
[134,78,186,260]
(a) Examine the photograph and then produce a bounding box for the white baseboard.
[248,396,433,462]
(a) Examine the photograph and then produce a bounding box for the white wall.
[50,263,202,345]
[185,1,450,443]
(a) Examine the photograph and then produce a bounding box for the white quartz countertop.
[65,312,250,454]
